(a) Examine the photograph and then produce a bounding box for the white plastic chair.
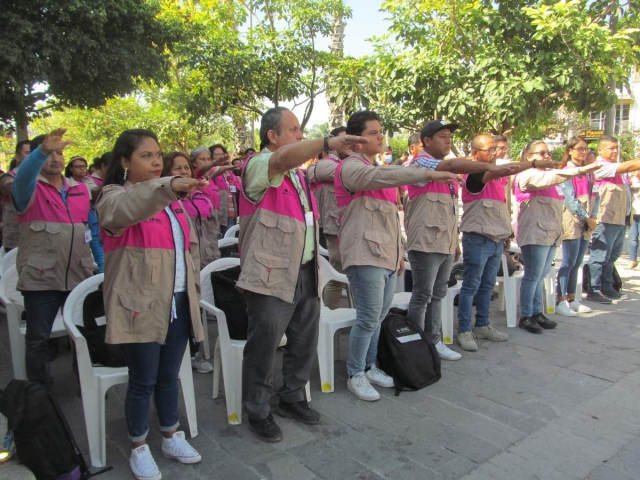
[223,224,239,238]
[202,259,310,424]
[0,265,66,380]
[318,245,329,257]
[317,256,357,393]
[62,274,198,468]
[218,237,238,249]
[441,284,461,345]
[496,254,524,327]
[0,247,18,276]
[0,246,5,261]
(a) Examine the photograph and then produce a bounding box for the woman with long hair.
[555,137,599,316]
[514,140,600,333]
[97,129,206,480]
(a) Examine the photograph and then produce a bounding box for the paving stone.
[588,465,636,480]
[433,455,478,479]
[345,470,386,480]
[384,459,445,480]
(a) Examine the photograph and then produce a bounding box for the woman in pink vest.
[514,141,600,334]
[97,130,207,480]
[556,137,599,316]
[210,144,240,235]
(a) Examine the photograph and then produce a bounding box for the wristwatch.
[323,134,332,153]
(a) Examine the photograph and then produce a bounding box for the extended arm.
[341,160,453,192]
[11,147,49,212]
[517,164,599,191]
[561,180,589,220]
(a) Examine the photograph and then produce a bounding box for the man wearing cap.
[456,134,556,351]
[306,125,350,309]
[405,122,515,360]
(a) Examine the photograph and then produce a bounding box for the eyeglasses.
[571,147,588,153]
[71,165,87,169]
[496,145,507,150]
[532,150,551,157]
[476,147,497,153]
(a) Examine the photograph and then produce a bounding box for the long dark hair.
[561,136,587,168]
[162,151,193,178]
[105,129,159,185]
[64,156,87,179]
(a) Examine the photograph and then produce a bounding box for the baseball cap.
[420,120,459,139]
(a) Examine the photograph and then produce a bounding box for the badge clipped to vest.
[305,211,314,226]
[229,185,237,193]
[84,229,92,243]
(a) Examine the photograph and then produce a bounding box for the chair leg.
[82,382,106,468]
[178,348,198,438]
[221,348,243,425]
[442,289,455,345]
[305,382,312,403]
[212,337,221,399]
[317,323,335,393]
[497,282,506,312]
[201,308,210,359]
[505,280,518,328]
[544,267,556,315]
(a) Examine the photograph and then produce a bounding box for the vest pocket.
[118,292,157,324]
[364,230,392,257]
[423,224,446,244]
[26,256,58,283]
[254,249,291,286]
[259,213,295,249]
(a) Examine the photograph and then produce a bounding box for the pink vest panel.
[407,155,458,200]
[184,191,213,219]
[514,175,564,203]
[461,176,507,204]
[594,158,625,187]
[89,175,105,188]
[334,157,397,209]
[18,180,90,225]
[101,201,190,253]
[199,181,220,210]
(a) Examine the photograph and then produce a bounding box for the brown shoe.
[626,261,638,270]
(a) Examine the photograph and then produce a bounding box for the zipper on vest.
[63,198,74,291]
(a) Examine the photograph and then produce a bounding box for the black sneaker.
[532,313,557,329]
[249,414,283,443]
[518,317,543,334]
[277,400,321,425]
[586,291,613,304]
[601,288,625,300]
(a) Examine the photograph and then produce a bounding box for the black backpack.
[77,285,127,368]
[377,308,441,395]
[0,380,111,479]
[210,266,248,340]
[583,264,622,294]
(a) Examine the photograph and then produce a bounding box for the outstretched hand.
[328,134,369,151]
[580,164,601,174]
[535,160,560,169]
[41,128,72,155]
[213,153,231,166]
[426,171,458,184]
[490,164,520,176]
[171,177,209,194]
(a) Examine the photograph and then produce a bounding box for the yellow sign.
[579,130,605,138]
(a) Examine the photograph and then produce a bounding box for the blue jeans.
[121,292,190,442]
[458,233,504,334]
[520,244,556,318]
[557,238,589,296]
[22,290,70,387]
[628,215,640,261]
[345,265,396,376]
[88,207,104,273]
[589,223,625,291]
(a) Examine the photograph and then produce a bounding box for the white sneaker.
[130,445,162,480]
[347,374,380,401]
[365,364,395,388]
[436,341,462,361]
[570,300,591,313]
[161,431,201,464]
[191,353,213,374]
[556,301,578,317]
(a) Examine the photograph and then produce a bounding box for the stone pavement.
[1,260,640,480]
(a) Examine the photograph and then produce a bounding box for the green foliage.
[305,123,330,139]
[0,0,180,131]
[619,130,640,162]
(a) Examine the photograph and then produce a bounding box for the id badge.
[229,185,237,193]
[84,229,92,243]
[305,211,314,226]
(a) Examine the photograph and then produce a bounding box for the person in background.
[0,139,31,252]
[306,125,349,309]
[190,147,228,239]
[98,129,205,480]
[64,156,89,182]
[514,140,600,333]
[162,151,217,374]
[82,153,111,273]
[336,111,456,401]
[210,144,240,235]
[12,129,93,387]
[494,135,510,161]
[243,147,256,160]
[555,137,598,316]
[627,170,640,269]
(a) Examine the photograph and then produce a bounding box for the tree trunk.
[232,112,249,154]
[604,2,618,137]
[327,13,346,129]
[15,104,29,141]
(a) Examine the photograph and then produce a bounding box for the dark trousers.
[589,223,625,291]
[242,262,320,422]
[121,292,190,441]
[22,290,70,386]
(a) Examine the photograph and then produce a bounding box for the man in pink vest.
[0,139,31,252]
[586,135,640,303]
[336,111,458,401]
[12,129,93,387]
[406,123,516,361]
[238,107,367,442]
[306,125,350,309]
[457,134,556,351]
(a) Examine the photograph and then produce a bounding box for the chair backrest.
[62,273,104,329]
[200,258,241,344]
[0,265,23,307]
[218,237,238,249]
[0,246,6,261]
[318,245,329,257]
[223,224,240,238]
[0,248,18,276]
[318,256,349,294]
